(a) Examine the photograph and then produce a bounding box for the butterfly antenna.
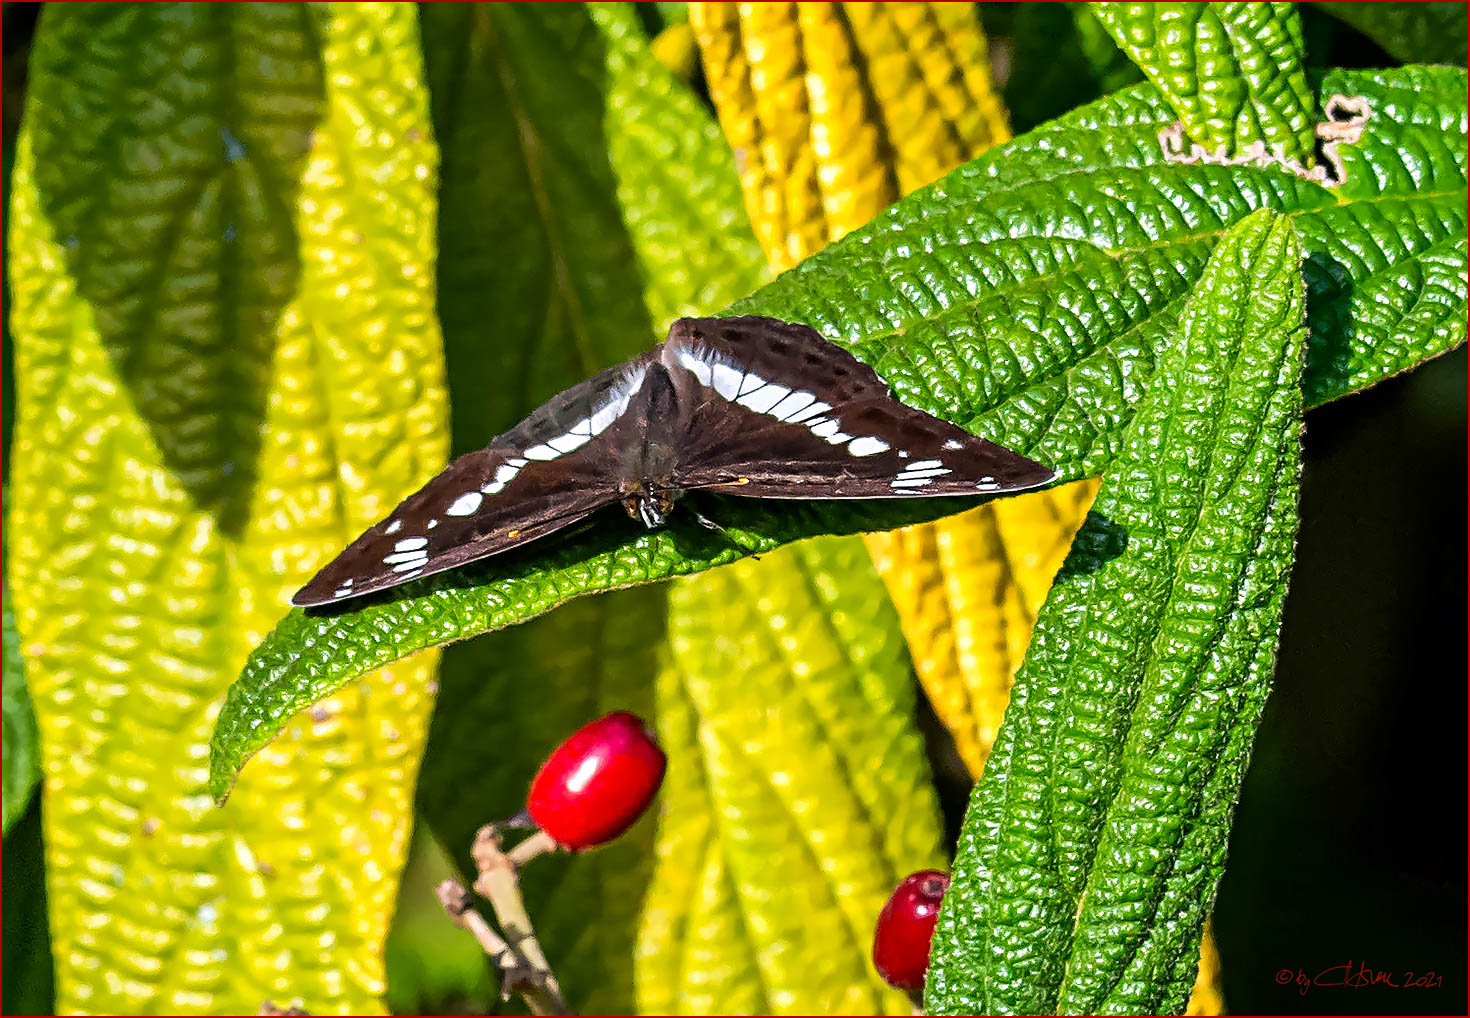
[687,506,761,561]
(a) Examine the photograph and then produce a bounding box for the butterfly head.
[623,488,675,529]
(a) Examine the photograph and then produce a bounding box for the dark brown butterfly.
[293,316,1055,606]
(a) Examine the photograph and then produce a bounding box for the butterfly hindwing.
[292,356,655,606]
[662,316,1055,498]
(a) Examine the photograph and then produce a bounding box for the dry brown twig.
[436,818,570,1016]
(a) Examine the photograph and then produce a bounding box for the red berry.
[872,869,951,991]
[526,711,666,850]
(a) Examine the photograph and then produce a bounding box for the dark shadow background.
[1215,345,1467,1015]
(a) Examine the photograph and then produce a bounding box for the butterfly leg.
[686,505,761,561]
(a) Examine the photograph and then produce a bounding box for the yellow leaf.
[6,5,445,1012]
[651,23,700,81]
[691,1,1010,269]
[842,1,1010,192]
[1187,922,1227,1016]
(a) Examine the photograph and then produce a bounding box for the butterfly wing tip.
[290,579,335,608]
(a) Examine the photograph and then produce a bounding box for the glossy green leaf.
[414,5,762,1011]
[927,209,1307,1015]
[637,537,944,1015]
[212,64,1468,800]
[1317,2,1468,66]
[2,572,40,833]
[10,5,448,1011]
[1093,2,1316,162]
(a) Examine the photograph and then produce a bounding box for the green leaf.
[653,3,689,31]
[1317,2,1468,66]
[637,537,944,1015]
[11,5,448,1011]
[591,2,769,332]
[414,5,762,1010]
[2,572,40,833]
[927,209,1307,1015]
[24,4,324,537]
[212,65,1467,800]
[1092,3,1316,163]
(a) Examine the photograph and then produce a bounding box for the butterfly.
[293,316,1056,607]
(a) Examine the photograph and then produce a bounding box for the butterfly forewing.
[662,316,1056,498]
[294,316,1057,608]
[292,356,655,606]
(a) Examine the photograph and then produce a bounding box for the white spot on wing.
[589,402,620,435]
[738,383,791,414]
[769,390,816,421]
[391,562,426,575]
[509,458,529,467]
[384,550,428,565]
[736,372,769,397]
[891,476,935,488]
[395,537,429,552]
[676,348,713,386]
[787,401,832,423]
[446,492,482,516]
[809,419,842,439]
[823,431,853,445]
[908,459,943,471]
[711,363,743,399]
[847,436,889,457]
[589,365,648,434]
[524,443,559,461]
[384,520,402,535]
[944,439,964,451]
[427,519,439,529]
[548,431,591,454]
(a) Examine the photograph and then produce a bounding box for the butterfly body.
[293,316,1055,607]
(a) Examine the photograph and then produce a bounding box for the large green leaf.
[928,209,1306,1015]
[9,5,447,1012]
[637,537,943,1015]
[1093,2,1317,162]
[414,5,764,1011]
[212,64,1468,800]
